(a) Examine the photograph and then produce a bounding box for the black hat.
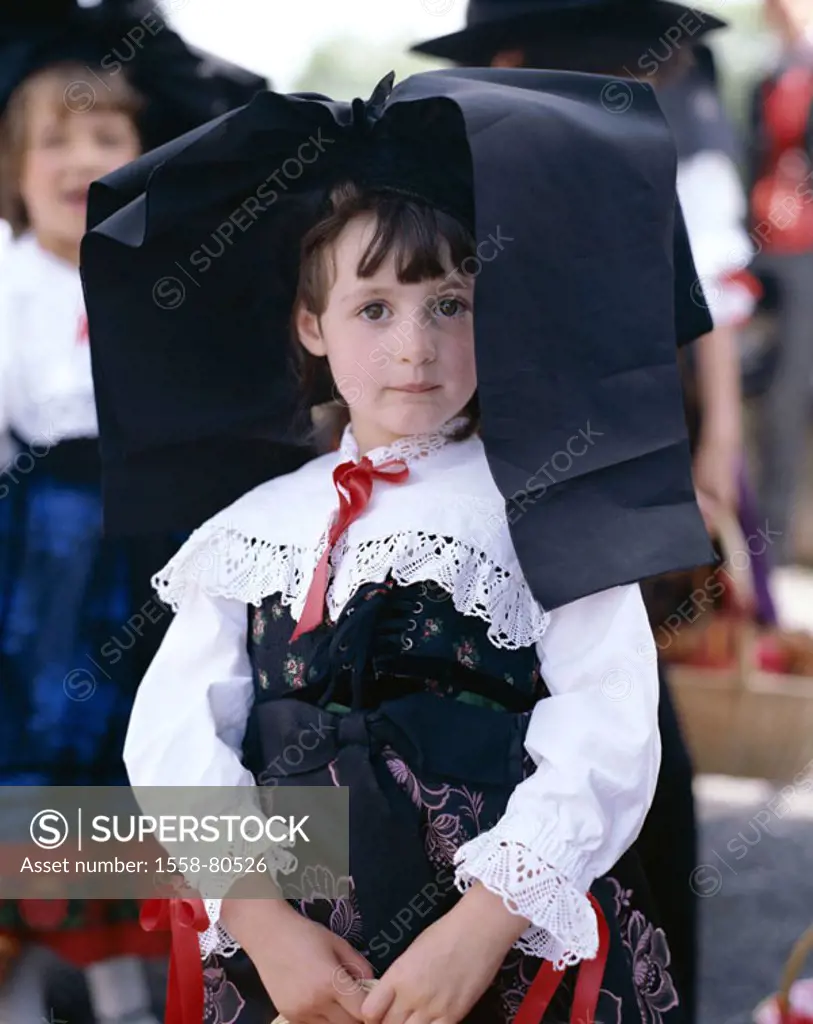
[81,67,714,611]
[0,0,267,151]
[411,0,726,66]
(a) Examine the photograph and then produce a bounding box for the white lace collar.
[154,423,549,650]
[337,417,469,467]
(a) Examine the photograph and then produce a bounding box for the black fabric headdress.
[0,0,267,151]
[81,67,714,611]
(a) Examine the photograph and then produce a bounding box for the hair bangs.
[355,195,475,285]
[20,63,143,123]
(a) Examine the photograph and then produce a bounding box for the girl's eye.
[94,126,132,148]
[434,297,467,318]
[96,132,124,147]
[360,302,389,322]
[37,130,66,149]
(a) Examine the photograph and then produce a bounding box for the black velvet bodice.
[246,578,546,712]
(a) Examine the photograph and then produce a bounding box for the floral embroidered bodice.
[244,578,547,721]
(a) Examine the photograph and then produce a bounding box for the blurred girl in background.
[0,2,266,1020]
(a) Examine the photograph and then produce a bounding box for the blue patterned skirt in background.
[0,437,176,961]
[0,440,137,786]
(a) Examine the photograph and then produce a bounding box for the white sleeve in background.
[123,584,295,959]
[453,583,660,968]
[676,150,756,328]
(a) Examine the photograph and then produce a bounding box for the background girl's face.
[19,76,140,258]
[296,213,477,454]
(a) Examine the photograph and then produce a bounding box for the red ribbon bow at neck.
[290,456,410,642]
[140,898,209,1024]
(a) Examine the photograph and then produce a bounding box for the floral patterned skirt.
[206,869,679,1024]
[206,695,683,1024]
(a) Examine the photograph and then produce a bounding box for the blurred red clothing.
[751,63,813,253]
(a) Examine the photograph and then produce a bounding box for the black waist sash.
[249,691,529,969]
[6,432,101,487]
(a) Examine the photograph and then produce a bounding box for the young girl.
[0,56,169,1024]
[0,3,268,1020]
[83,69,715,1024]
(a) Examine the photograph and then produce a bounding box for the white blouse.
[676,151,756,329]
[0,233,98,448]
[124,423,661,965]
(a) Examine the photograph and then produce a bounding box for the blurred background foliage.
[293,36,439,99]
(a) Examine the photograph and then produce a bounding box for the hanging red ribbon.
[514,894,611,1024]
[290,456,409,641]
[140,898,209,1024]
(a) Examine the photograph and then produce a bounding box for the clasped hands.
[226,882,529,1024]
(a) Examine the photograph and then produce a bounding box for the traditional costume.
[0,0,266,1016]
[82,68,715,1024]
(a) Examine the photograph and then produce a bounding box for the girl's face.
[296,213,477,455]
[19,77,140,260]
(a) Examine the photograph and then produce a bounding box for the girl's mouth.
[61,187,89,208]
[391,384,440,394]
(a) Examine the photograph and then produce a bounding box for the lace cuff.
[453,826,598,968]
[199,899,241,959]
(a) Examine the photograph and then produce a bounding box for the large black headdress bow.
[82,67,713,610]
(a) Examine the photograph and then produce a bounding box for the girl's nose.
[66,139,102,174]
[399,325,437,364]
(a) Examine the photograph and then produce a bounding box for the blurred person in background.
[749,0,813,567]
[414,5,758,1022]
[0,1,266,1021]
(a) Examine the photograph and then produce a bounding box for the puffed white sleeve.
[124,583,295,959]
[453,583,660,968]
[123,583,256,789]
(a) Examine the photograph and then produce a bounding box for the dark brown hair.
[0,62,143,236]
[292,182,480,450]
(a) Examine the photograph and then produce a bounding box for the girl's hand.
[222,898,374,1024]
[361,884,528,1024]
